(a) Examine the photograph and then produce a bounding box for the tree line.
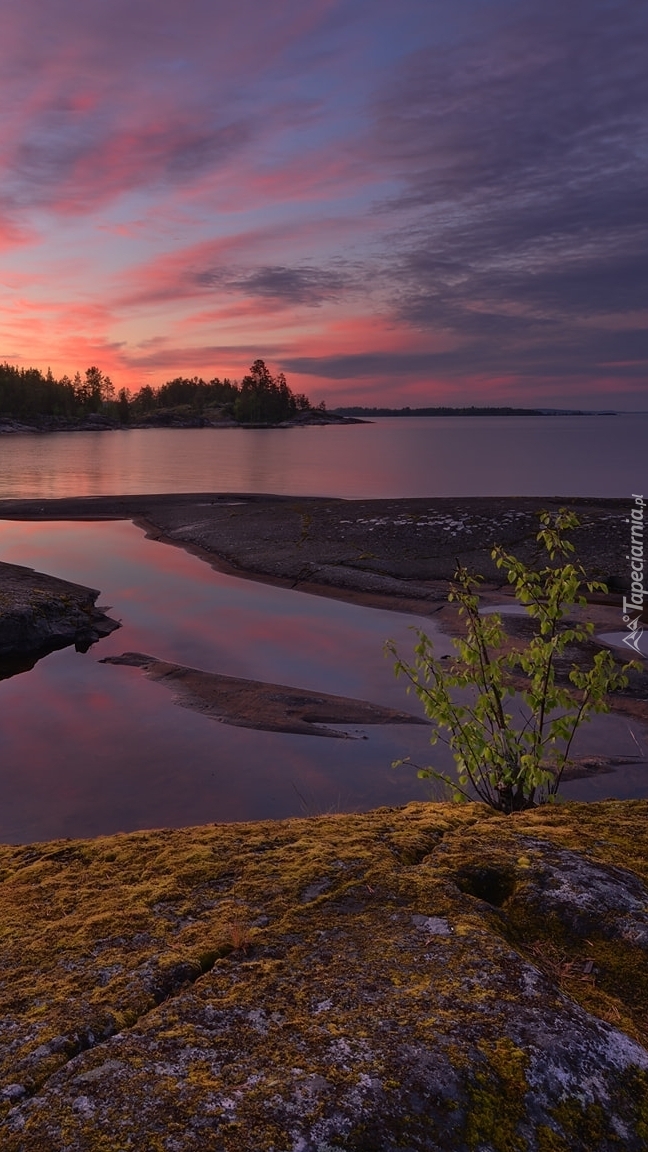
[0,359,316,425]
[334,405,549,417]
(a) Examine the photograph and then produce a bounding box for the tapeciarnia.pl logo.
[622,493,645,654]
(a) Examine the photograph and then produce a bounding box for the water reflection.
[0,519,645,844]
[1,414,646,500]
[0,520,447,843]
[0,651,40,683]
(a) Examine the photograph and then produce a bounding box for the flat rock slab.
[101,651,428,736]
[0,493,631,606]
[0,561,119,658]
[0,800,647,1150]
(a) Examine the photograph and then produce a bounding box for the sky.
[0,0,646,409]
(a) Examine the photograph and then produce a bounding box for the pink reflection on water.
[0,520,439,842]
[0,416,647,500]
[0,518,646,844]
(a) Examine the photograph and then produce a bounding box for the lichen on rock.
[0,800,646,1150]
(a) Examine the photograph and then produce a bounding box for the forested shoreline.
[2,362,619,429]
[0,359,323,427]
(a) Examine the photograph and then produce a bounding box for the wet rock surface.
[0,561,120,658]
[0,800,646,1150]
[0,494,630,607]
[100,651,428,737]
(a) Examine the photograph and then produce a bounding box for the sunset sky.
[0,0,646,408]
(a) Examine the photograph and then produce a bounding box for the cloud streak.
[0,0,646,406]
[366,0,648,395]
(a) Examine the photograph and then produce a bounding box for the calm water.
[0,520,442,843]
[0,520,646,843]
[1,414,646,498]
[1,416,646,840]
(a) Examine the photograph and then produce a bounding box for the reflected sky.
[0,519,645,844]
[1,415,647,500]
[0,519,448,843]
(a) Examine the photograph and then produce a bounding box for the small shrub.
[387,510,638,813]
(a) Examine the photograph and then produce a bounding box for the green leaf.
[387,509,628,814]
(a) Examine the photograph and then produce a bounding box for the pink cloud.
[0,1,643,410]
[0,290,126,381]
[184,134,377,216]
[0,216,30,252]
[0,0,348,219]
[45,119,253,216]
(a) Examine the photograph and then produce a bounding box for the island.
[0,359,362,431]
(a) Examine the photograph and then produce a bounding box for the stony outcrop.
[0,561,119,657]
[0,494,631,598]
[100,651,429,736]
[0,800,646,1150]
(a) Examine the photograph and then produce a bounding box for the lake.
[1,414,646,499]
[1,416,646,842]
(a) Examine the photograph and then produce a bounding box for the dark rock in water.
[0,561,120,658]
[101,650,428,736]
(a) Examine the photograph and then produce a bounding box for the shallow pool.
[0,520,645,843]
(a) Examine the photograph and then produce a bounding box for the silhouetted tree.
[0,357,311,425]
[233,359,306,423]
[117,387,131,423]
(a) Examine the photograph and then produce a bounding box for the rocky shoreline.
[100,650,428,737]
[0,492,633,603]
[0,410,363,434]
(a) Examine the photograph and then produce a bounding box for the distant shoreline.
[0,407,628,433]
[332,405,620,417]
[0,411,366,435]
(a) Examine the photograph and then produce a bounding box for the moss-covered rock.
[0,800,646,1150]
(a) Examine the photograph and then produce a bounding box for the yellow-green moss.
[0,800,646,1148]
[465,1038,529,1151]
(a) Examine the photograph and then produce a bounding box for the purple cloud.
[0,0,645,406]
